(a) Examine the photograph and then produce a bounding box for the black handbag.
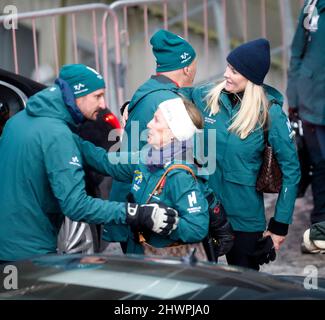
[256,120,282,193]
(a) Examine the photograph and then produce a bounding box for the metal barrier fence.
[0,3,123,114]
[110,0,305,94]
[0,0,305,114]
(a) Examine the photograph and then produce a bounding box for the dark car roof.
[0,68,46,97]
[1,254,325,300]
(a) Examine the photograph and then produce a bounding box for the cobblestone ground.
[104,187,325,277]
[260,188,325,277]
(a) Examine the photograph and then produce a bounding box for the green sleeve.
[268,104,301,224]
[167,172,209,243]
[44,133,127,224]
[74,135,135,183]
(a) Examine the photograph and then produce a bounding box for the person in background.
[286,0,325,237]
[181,39,301,270]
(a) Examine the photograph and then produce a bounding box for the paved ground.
[104,187,325,277]
[260,188,325,277]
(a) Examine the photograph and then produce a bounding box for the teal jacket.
[182,84,301,232]
[109,75,180,202]
[0,85,126,261]
[77,139,210,254]
[286,0,325,125]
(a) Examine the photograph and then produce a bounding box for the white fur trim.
[158,98,199,141]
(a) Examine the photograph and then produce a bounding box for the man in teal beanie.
[150,29,196,72]
[107,29,197,251]
[0,63,178,262]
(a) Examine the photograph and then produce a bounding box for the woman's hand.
[263,230,286,250]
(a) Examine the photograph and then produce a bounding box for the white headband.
[158,98,200,141]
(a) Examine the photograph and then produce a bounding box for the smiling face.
[147,109,174,149]
[224,64,248,93]
[75,88,106,120]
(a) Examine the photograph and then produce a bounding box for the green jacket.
[77,139,210,254]
[286,0,325,125]
[109,75,180,202]
[0,85,126,261]
[182,84,301,232]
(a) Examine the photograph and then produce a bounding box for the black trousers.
[303,122,325,224]
[226,231,263,271]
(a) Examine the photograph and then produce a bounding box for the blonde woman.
[182,38,301,270]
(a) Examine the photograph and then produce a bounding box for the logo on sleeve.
[132,170,143,192]
[188,191,197,207]
[187,191,201,213]
[69,156,81,167]
[286,118,296,140]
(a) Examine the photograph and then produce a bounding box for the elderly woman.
[181,38,301,270]
[77,97,232,257]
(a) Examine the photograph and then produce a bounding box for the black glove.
[251,236,276,266]
[208,202,234,257]
[126,203,179,236]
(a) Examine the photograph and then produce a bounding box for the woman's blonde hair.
[206,80,269,139]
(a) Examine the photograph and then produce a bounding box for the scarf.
[145,139,195,172]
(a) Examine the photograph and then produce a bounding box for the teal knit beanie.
[58,64,106,98]
[150,29,196,72]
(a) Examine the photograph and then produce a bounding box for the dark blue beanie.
[226,38,270,85]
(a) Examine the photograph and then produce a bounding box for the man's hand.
[126,203,179,236]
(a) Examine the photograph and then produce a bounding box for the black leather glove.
[251,235,276,265]
[126,203,179,236]
[208,202,234,257]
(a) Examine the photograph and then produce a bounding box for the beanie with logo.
[150,29,196,72]
[58,64,106,98]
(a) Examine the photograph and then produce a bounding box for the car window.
[0,82,26,136]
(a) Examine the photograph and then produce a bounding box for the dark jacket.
[286,0,325,125]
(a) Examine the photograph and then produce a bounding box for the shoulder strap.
[262,102,272,146]
[146,164,197,204]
